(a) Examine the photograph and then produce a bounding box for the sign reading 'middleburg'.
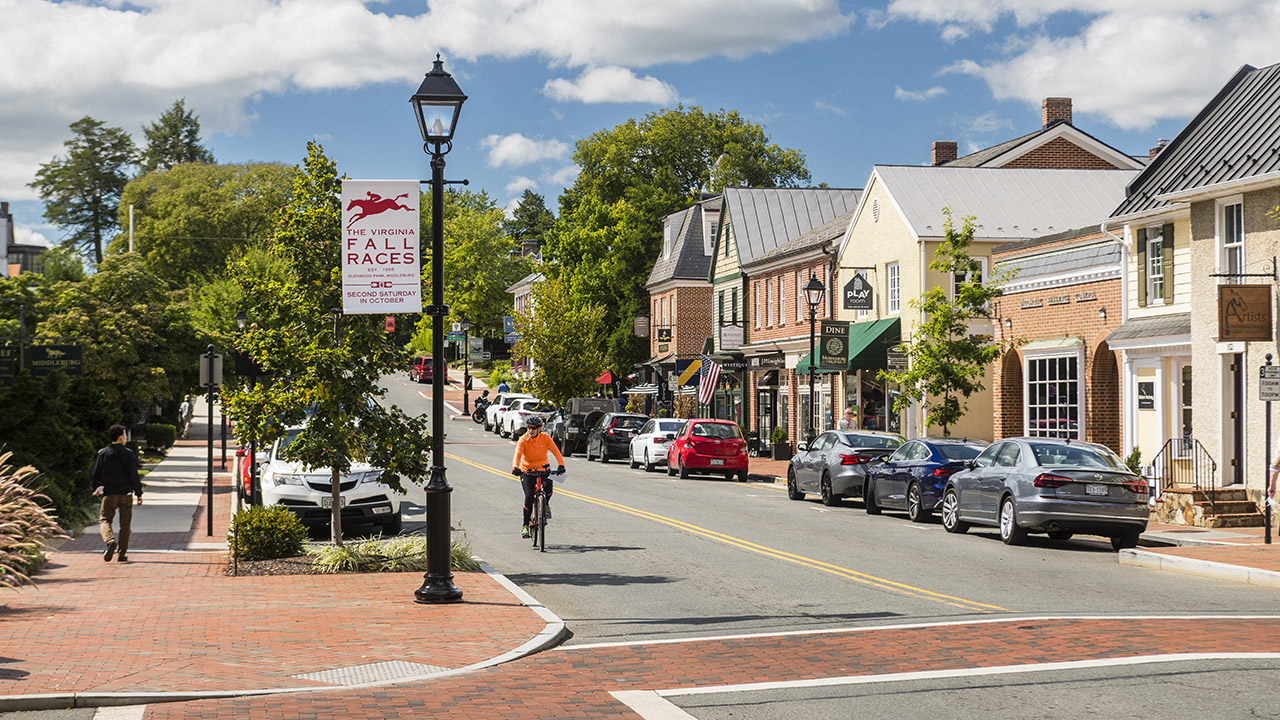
[1218,284,1272,342]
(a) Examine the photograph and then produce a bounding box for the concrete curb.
[0,562,568,712]
[1119,549,1280,588]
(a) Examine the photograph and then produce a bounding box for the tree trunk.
[330,465,343,545]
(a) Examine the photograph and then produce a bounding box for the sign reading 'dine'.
[341,180,421,314]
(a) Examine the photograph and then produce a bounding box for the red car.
[409,356,448,384]
[665,419,749,481]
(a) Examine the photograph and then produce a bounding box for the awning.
[596,370,614,384]
[1022,337,1083,352]
[796,352,841,375]
[625,383,659,395]
[846,318,900,371]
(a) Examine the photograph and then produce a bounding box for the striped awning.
[625,383,659,395]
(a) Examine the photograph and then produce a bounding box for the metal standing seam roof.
[873,165,1137,240]
[743,210,855,269]
[1105,312,1192,343]
[1112,62,1280,219]
[720,187,862,266]
[994,240,1121,281]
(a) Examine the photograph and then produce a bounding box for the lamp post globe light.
[803,274,825,443]
[412,54,466,604]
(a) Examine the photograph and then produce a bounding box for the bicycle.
[526,464,553,552]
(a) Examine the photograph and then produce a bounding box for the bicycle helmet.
[526,415,545,428]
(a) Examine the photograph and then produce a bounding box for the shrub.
[229,505,309,560]
[0,452,69,589]
[1124,447,1142,475]
[309,533,480,573]
[312,537,382,573]
[142,424,177,452]
[771,426,788,445]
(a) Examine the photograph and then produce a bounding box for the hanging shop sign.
[719,324,744,351]
[656,327,673,343]
[1218,284,1272,342]
[340,180,421,314]
[29,345,83,378]
[842,272,872,311]
[819,320,850,370]
[748,352,786,371]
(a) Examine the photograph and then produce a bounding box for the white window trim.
[951,257,989,300]
[1216,195,1244,285]
[796,270,803,322]
[1146,226,1165,302]
[1022,346,1086,440]
[1175,360,1193,459]
[754,281,763,329]
[778,275,786,327]
[766,276,775,326]
[887,262,900,315]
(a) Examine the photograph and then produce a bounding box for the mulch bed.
[228,555,323,576]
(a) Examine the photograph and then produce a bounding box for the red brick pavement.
[144,616,1280,719]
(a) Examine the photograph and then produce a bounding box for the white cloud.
[505,176,538,195]
[894,85,948,101]
[885,2,1280,130]
[544,164,580,187]
[479,134,571,169]
[957,110,1014,134]
[813,100,846,116]
[504,196,524,219]
[14,225,51,248]
[543,67,678,104]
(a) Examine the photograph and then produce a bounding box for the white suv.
[485,393,532,433]
[503,398,558,440]
[259,426,406,534]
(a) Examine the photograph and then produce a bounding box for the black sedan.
[585,413,649,462]
[865,438,988,522]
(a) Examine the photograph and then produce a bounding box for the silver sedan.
[787,430,905,506]
[941,437,1149,550]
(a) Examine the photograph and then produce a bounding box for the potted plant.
[770,426,791,461]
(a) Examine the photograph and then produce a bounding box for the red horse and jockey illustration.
[346,191,414,228]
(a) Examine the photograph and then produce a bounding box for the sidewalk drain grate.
[292,660,450,685]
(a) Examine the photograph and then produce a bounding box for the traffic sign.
[1261,365,1280,402]
[482,351,491,361]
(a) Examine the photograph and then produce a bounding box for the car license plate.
[1085,484,1108,496]
[710,458,725,466]
[321,497,347,509]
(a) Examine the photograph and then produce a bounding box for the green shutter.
[1137,228,1147,307]
[1162,223,1175,305]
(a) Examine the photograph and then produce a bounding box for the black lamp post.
[803,274,825,443]
[411,54,466,604]
[234,310,261,506]
[460,315,472,414]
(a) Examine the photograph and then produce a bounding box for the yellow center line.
[447,452,1010,614]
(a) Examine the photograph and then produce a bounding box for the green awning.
[796,351,841,375]
[846,318,900,371]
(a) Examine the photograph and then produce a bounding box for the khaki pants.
[99,494,134,555]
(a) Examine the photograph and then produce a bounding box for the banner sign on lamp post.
[341,180,421,314]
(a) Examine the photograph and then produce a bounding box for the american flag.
[698,355,721,406]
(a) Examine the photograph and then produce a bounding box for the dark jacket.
[91,443,142,496]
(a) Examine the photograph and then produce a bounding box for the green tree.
[115,162,297,286]
[140,98,215,173]
[878,210,1015,435]
[29,116,138,264]
[503,190,554,255]
[222,142,432,544]
[513,274,606,408]
[545,106,810,374]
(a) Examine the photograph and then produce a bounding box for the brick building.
[990,228,1124,452]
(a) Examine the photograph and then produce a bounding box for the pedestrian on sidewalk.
[178,396,193,439]
[91,424,144,562]
[497,379,510,394]
[838,407,857,430]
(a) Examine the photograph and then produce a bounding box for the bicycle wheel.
[536,492,547,552]
[529,500,540,548]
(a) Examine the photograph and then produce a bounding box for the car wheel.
[600,449,609,463]
[864,480,881,515]
[820,473,840,507]
[1048,530,1074,541]
[941,488,968,534]
[737,468,748,483]
[381,509,403,536]
[644,450,655,473]
[999,496,1026,546]
[667,458,677,476]
[585,445,595,462]
[678,457,690,479]
[787,468,804,501]
[907,483,929,523]
[629,451,640,469]
[1110,532,1140,551]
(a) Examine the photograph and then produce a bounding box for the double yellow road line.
[448,453,1009,614]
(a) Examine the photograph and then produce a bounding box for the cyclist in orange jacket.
[511,415,565,538]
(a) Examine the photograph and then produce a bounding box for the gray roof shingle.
[1106,312,1192,343]
[995,240,1120,280]
[647,196,722,287]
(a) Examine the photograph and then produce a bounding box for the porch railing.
[1148,438,1218,513]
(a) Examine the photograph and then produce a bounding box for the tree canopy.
[503,190,555,256]
[140,98,215,173]
[513,274,606,408]
[29,116,137,264]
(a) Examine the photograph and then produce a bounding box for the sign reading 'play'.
[341,180,421,314]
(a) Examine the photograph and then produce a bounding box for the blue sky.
[5,1,1279,247]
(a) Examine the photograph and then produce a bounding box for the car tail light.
[931,465,959,478]
[839,454,872,465]
[1123,479,1150,496]
[1033,473,1072,488]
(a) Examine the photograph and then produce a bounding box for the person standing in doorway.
[838,406,857,430]
[91,424,143,562]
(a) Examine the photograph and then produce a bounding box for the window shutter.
[1162,223,1175,305]
[1137,228,1147,307]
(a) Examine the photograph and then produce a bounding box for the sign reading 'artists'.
[341,180,421,314]
[1218,284,1272,342]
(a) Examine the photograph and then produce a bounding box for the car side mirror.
[964,460,977,470]
[796,442,808,452]
[664,433,676,441]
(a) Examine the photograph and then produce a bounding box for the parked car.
[408,356,448,384]
[786,430,905,506]
[585,412,649,462]
[666,418,749,481]
[628,418,688,471]
[941,437,1149,550]
[865,437,988,521]
[484,393,532,432]
[502,398,558,439]
[551,397,616,455]
[259,425,406,534]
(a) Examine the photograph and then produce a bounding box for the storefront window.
[1179,364,1193,455]
[1026,355,1081,439]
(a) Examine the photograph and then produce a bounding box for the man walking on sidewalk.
[91,424,143,562]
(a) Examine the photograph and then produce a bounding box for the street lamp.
[411,54,466,604]
[803,274,825,443]
[460,315,472,414]
[234,310,262,506]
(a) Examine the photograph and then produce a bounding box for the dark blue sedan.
[865,438,988,522]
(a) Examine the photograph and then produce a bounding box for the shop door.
[1232,353,1244,485]
[757,391,775,453]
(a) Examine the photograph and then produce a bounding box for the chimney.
[1149,139,1168,160]
[932,141,958,166]
[0,202,8,216]
[1042,97,1072,128]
